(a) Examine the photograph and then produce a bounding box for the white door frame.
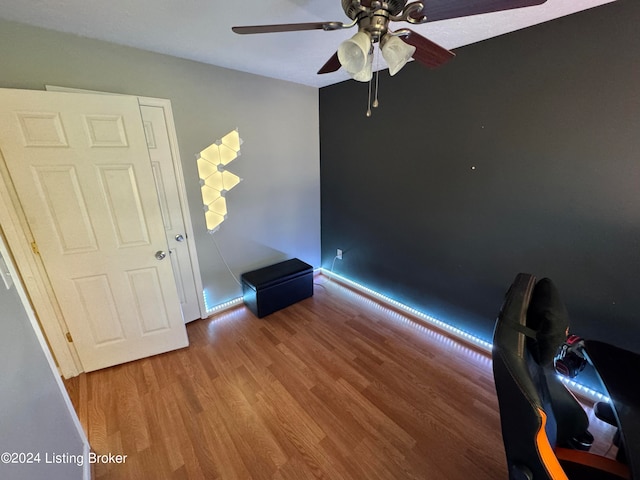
[0,152,83,377]
[136,95,206,319]
[0,225,91,480]
[0,88,205,378]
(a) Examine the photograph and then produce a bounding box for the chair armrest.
[555,447,630,479]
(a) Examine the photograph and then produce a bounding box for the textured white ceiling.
[0,0,616,87]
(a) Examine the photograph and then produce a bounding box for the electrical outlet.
[336,248,343,260]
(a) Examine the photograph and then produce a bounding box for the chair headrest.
[526,278,570,367]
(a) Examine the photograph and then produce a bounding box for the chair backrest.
[492,273,588,480]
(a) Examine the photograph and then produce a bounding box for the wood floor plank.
[141,390,184,473]
[63,277,618,479]
[161,386,208,480]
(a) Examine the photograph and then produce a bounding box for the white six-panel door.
[44,85,206,324]
[0,88,188,372]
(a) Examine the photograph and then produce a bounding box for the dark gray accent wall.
[320,0,640,351]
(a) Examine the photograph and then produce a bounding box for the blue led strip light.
[203,291,243,315]
[320,268,610,404]
[202,270,609,403]
[557,375,610,403]
[321,268,492,352]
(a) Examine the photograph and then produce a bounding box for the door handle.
[155,250,167,260]
[175,234,185,242]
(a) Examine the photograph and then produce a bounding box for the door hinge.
[65,332,73,343]
[31,241,39,255]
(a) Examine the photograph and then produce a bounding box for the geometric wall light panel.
[196,128,243,233]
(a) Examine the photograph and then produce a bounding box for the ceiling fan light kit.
[381,34,416,76]
[233,0,548,115]
[337,31,373,76]
[353,52,374,82]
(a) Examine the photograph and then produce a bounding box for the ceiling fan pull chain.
[366,76,373,117]
[373,45,380,108]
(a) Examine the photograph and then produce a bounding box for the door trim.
[136,95,206,319]
[0,220,90,480]
[0,150,83,377]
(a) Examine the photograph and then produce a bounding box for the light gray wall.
[0,247,85,480]
[0,18,321,309]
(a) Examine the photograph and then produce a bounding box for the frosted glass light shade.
[338,31,372,75]
[352,52,373,82]
[381,35,416,76]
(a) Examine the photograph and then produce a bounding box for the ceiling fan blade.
[232,22,343,35]
[419,0,548,23]
[402,30,455,68]
[318,52,341,74]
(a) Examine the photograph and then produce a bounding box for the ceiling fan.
[233,0,548,114]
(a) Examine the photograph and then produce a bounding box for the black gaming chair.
[492,273,629,480]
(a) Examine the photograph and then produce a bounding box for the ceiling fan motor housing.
[342,0,408,41]
[341,0,407,20]
[358,14,390,42]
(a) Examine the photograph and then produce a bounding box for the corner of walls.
[0,18,322,314]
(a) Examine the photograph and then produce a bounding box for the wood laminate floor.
[64,276,616,479]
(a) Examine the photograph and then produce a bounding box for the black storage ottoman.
[241,258,313,318]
